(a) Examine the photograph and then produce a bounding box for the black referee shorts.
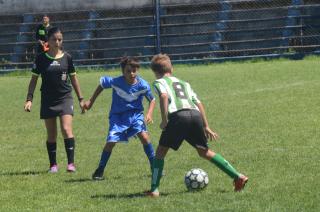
[40,93,74,119]
[159,109,208,151]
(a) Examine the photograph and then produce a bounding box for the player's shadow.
[91,192,170,199]
[0,170,47,176]
[64,178,92,183]
[64,175,126,183]
[217,188,229,193]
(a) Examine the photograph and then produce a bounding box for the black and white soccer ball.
[184,168,209,191]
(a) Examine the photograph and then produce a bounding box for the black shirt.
[35,24,51,42]
[32,52,76,100]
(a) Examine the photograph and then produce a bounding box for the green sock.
[210,154,240,179]
[151,158,164,192]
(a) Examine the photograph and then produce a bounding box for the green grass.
[1,57,320,211]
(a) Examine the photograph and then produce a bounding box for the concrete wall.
[0,0,152,15]
[0,0,218,15]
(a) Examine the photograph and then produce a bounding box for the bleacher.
[0,0,319,70]
[159,0,320,59]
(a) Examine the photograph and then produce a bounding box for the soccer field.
[0,57,319,211]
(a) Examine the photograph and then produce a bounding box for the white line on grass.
[227,80,320,97]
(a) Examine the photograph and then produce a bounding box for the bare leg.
[59,115,73,139]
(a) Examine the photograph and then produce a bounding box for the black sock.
[64,138,75,164]
[46,142,57,167]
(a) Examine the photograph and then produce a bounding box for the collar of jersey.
[45,53,64,60]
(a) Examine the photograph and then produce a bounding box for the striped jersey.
[153,76,200,114]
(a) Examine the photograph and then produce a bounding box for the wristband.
[78,97,84,102]
[26,93,33,102]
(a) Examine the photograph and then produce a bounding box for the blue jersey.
[100,75,155,115]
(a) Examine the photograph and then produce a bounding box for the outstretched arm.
[70,74,85,112]
[84,85,104,110]
[24,75,38,112]
[196,102,219,141]
[145,98,155,124]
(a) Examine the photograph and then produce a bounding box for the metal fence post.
[281,0,303,51]
[155,0,161,54]
[78,11,99,61]
[210,0,231,57]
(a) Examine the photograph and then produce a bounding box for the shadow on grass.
[217,188,229,193]
[64,175,137,184]
[0,170,47,176]
[64,178,92,183]
[91,191,172,199]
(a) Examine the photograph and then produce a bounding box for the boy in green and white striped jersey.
[145,54,248,197]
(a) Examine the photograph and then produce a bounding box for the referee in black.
[25,27,85,173]
[35,15,52,54]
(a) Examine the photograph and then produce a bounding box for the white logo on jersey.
[50,61,60,66]
[33,63,37,69]
[61,73,67,81]
[112,85,148,102]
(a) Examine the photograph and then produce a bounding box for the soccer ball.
[184,168,209,191]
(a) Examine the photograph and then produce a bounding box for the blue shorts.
[106,111,147,143]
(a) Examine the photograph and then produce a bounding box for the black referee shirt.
[32,53,76,99]
[35,24,51,42]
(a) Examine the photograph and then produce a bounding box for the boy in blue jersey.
[84,57,156,180]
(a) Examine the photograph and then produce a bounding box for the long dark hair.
[47,27,62,39]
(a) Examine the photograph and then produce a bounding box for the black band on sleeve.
[26,93,33,102]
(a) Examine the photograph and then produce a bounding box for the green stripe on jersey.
[164,76,183,111]
[153,81,162,96]
[184,82,197,108]
[45,53,65,60]
[154,76,199,114]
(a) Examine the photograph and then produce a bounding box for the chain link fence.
[158,0,320,60]
[0,0,319,70]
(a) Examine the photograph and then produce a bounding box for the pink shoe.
[48,165,58,173]
[67,163,76,172]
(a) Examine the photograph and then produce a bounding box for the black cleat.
[92,167,105,181]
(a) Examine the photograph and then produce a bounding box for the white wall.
[0,0,215,15]
[0,0,152,15]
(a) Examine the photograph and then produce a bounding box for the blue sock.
[98,150,111,171]
[143,143,155,168]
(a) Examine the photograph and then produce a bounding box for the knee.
[197,150,207,158]
[197,148,215,160]
[104,143,115,152]
[138,132,150,144]
[61,125,73,138]
[155,146,168,159]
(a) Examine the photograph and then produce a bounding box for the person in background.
[35,14,51,53]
